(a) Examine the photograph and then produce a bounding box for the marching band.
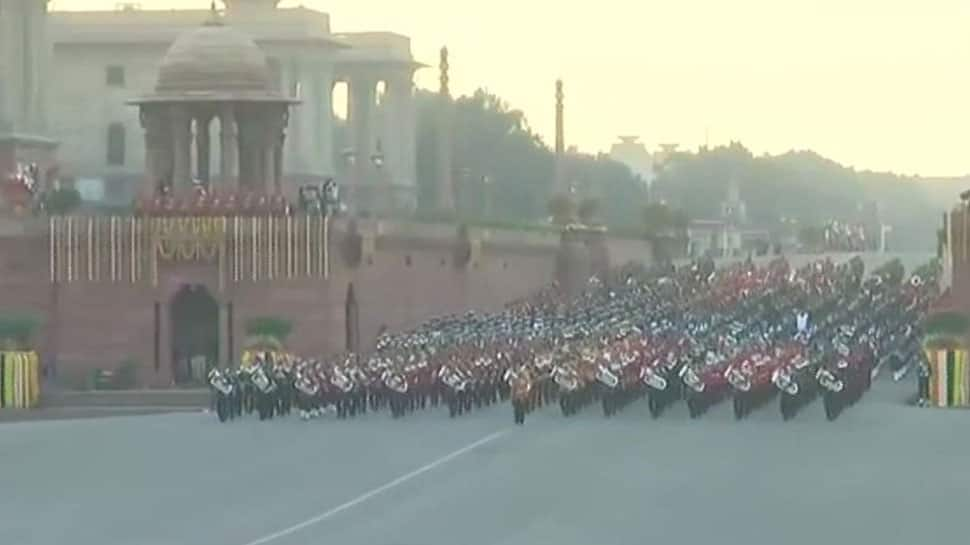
[209,256,938,424]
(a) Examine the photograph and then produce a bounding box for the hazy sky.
[52,0,970,176]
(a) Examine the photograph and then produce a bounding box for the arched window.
[107,123,126,166]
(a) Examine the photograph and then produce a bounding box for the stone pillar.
[388,70,417,189]
[317,67,335,177]
[171,106,192,189]
[293,60,315,175]
[219,105,237,187]
[196,114,211,185]
[236,110,255,189]
[281,59,299,174]
[349,72,377,207]
[436,94,455,211]
[263,107,287,192]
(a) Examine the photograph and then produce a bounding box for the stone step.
[41,389,210,409]
[0,406,202,424]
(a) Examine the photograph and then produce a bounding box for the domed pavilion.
[130,11,298,196]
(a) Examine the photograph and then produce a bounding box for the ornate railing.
[48,214,329,287]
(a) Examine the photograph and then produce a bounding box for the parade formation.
[208,256,938,425]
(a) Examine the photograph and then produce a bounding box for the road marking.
[240,430,508,545]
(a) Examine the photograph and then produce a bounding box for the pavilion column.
[236,111,254,189]
[219,105,238,187]
[196,114,211,185]
[141,107,171,193]
[263,107,287,192]
[171,105,192,189]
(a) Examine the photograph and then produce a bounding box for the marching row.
[209,256,937,424]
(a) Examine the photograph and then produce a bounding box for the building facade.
[0,0,57,190]
[47,0,420,209]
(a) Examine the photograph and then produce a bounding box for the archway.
[170,284,219,386]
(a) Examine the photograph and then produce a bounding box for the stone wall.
[0,218,651,387]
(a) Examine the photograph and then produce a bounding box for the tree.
[44,187,81,215]
[651,142,938,251]
[577,197,600,224]
[643,202,689,261]
[413,89,648,227]
[547,193,576,225]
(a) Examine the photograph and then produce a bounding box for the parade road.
[3,378,966,545]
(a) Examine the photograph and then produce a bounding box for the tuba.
[595,364,620,389]
[295,375,319,396]
[553,366,579,392]
[385,372,409,394]
[208,369,234,396]
[251,366,275,393]
[331,367,355,393]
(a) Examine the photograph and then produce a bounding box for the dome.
[155,20,274,96]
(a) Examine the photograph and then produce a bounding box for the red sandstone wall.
[0,221,651,388]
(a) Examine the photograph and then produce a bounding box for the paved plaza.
[2,378,966,545]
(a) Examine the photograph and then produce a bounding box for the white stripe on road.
[240,430,508,545]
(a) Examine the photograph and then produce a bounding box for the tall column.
[436,47,455,212]
[263,107,287,192]
[196,114,211,184]
[317,67,335,177]
[554,79,566,194]
[219,105,237,187]
[387,70,416,188]
[294,60,315,175]
[349,72,377,203]
[171,105,191,189]
[281,59,302,174]
[236,109,256,189]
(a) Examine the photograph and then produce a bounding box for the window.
[107,123,126,166]
[106,65,125,87]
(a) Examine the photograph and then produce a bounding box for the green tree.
[577,197,600,224]
[547,193,576,225]
[652,142,938,251]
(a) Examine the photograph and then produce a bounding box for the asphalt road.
[2,378,966,545]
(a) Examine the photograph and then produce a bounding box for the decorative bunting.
[47,214,329,285]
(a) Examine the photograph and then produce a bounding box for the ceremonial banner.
[925,348,970,408]
[0,351,40,409]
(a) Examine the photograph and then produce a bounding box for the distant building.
[609,136,654,190]
[686,177,767,258]
[0,0,58,198]
[43,0,422,209]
